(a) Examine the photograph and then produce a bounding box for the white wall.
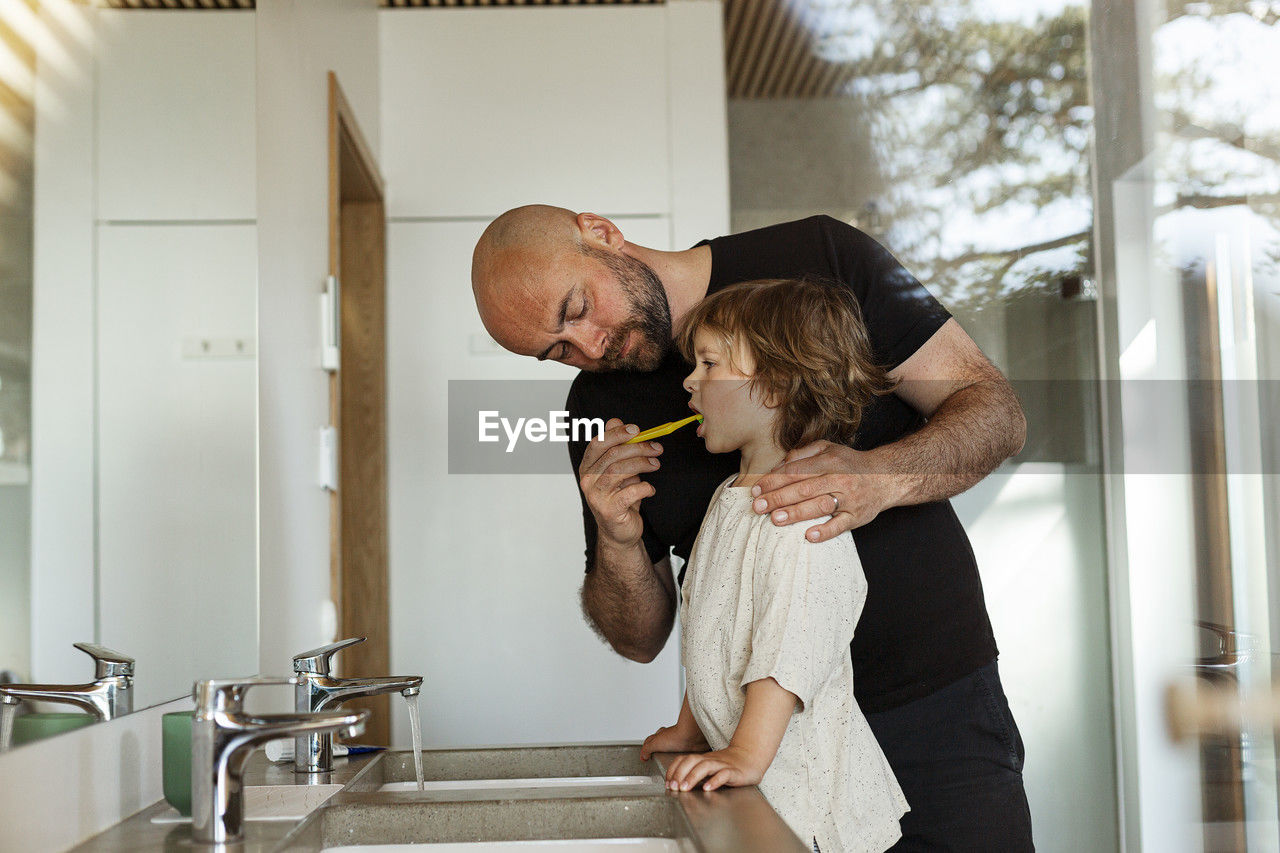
[95,223,258,708]
[95,11,256,222]
[380,7,669,219]
[387,218,685,748]
[254,0,382,689]
[379,3,729,747]
[665,2,731,250]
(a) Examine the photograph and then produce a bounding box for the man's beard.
[582,245,672,372]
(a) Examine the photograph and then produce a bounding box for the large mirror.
[0,4,259,744]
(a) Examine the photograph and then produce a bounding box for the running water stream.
[404,691,424,791]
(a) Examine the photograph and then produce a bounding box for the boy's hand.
[663,746,765,792]
[640,723,709,761]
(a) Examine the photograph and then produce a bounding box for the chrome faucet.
[191,676,368,846]
[0,643,134,722]
[292,637,423,774]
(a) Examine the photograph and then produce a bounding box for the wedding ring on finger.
[829,494,840,512]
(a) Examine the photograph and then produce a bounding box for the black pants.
[866,660,1034,852]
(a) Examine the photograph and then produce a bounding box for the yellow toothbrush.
[626,413,703,444]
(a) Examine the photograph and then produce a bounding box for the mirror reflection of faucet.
[0,643,134,751]
[291,636,423,774]
[190,676,369,846]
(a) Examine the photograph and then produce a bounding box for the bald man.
[472,205,1033,851]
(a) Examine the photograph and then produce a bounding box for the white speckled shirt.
[680,478,909,853]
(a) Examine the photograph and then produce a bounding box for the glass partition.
[724,2,1114,849]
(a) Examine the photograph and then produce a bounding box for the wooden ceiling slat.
[734,0,775,98]
[723,0,746,63]
[815,52,849,98]
[764,9,805,98]
[723,0,747,95]
[97,0,255,7]
[741,1,786,98]
[381,0,670,3]
[727,0,752,94]
[762,7,803,96]
[798,54,827,99]
[763,4,796,96]
[96,0,666,8]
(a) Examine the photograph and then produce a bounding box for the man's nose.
[570,325,607,361]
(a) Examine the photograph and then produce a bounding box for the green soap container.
[11,712,95,746]
[162,710,196,816]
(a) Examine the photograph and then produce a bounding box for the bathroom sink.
[348,746,663,800]
[324,841,690,852]
[379,776,660,794]
[370,745,658,787]
[276,749,812,853]
[281,795,698,850]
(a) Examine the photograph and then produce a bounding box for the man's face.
[482,244,672,372]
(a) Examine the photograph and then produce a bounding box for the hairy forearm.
[580,542,674,663]
[878,376,1026,507]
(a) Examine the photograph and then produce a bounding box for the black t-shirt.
[566,215,998,712]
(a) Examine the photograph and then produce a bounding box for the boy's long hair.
[675,277,897,451]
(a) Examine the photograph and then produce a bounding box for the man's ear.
[577,212,626,251]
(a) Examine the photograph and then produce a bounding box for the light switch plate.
[318,426,337,492]
[321,276,340,371]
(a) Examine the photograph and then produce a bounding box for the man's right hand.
[578,417,663,549]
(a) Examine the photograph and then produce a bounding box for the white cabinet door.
[96,223,258,708]
[381,7,671,219]
[95,11,256,222]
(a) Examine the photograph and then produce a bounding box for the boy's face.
[682,328,778,456]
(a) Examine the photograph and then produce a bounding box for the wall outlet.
[181,336,256,359]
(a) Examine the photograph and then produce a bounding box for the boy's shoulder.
[747,512,857,564]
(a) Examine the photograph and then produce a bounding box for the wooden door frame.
[327,71,391,745]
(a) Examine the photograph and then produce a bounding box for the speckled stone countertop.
[71,745,810,853]
[71,750,381,853]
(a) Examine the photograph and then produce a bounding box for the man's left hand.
[750,441,902,543]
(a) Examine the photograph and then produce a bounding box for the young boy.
[640,278,909,853]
